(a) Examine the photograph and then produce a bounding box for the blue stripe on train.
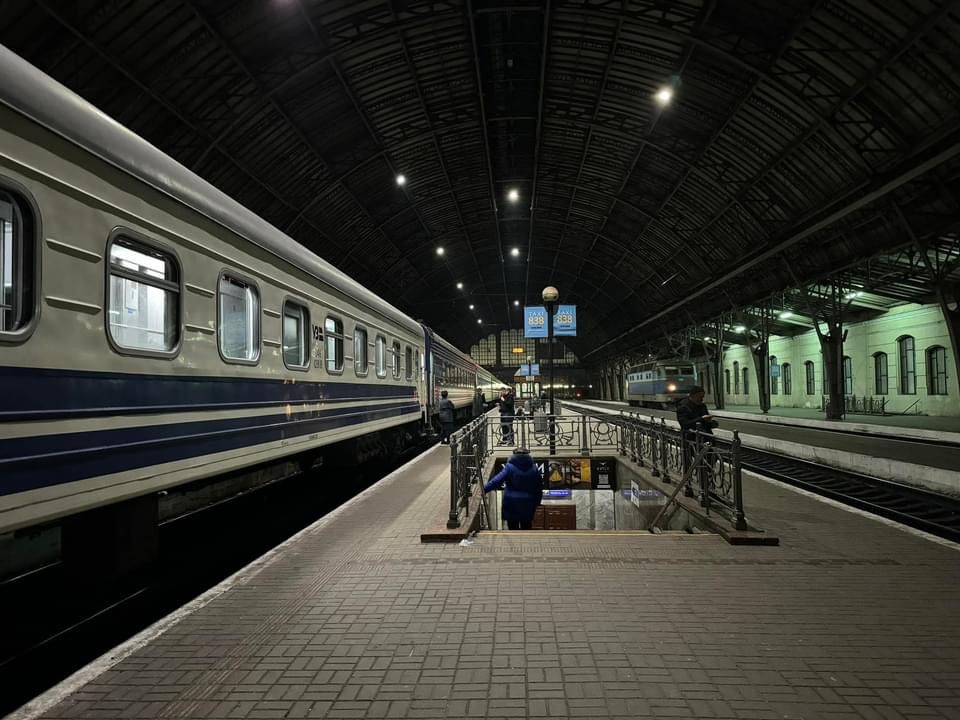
[0,366,417,420]
[0,401,421,496]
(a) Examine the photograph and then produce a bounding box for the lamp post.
[542,286,559,455]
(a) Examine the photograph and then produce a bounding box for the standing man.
[497,388,516,445]
[438,390,456,444]
[676,385,718,484]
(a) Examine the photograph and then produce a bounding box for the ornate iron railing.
[446,409,749,532]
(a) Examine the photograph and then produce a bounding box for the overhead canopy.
[3,1,959,355]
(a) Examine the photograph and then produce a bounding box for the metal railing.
[819,395,891,415]
[446,409,748,531]
[612,412,747,531]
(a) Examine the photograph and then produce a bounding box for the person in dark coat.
[483,448,543,530]
[497,388,516,444]
[675,385,717,440]
[438,390,455,444]
[676,385,717,479]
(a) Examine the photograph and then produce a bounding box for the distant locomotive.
[625,360,698,408]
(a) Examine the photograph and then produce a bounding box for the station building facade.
[713,304,959,417]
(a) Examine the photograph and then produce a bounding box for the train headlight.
[667,383,677,392]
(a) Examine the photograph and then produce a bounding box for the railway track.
[568,400,960,544]
[732,445,960,543]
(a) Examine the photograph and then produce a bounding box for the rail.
[446,408,748,531]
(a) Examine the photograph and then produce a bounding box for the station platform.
[714,404,960,435]
[17,444,960,720]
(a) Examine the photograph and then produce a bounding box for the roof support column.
[895,206,960,399]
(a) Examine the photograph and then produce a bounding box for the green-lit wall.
[718,304,958,416]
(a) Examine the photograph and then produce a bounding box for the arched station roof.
[3,0,959,355]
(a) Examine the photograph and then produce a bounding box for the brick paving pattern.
[35,445,960,719]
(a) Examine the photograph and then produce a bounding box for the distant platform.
[12,442,960,720]
[718,403,960,435]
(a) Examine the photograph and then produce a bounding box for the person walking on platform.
[438,390,456,444]
[483,448,543,530]
[497,388,516,445]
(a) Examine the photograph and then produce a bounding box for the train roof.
[0,45,422,337]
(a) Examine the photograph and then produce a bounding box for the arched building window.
[898,335,916,394]
[724,368,731,395]
[804,361,815,395]
[927,346,948,395]
[873,352,888,395]
[742,366,750,396]
[733,361,740,395]
[843,356,853,395]
[770,355,778,395]
[782,363,792,395]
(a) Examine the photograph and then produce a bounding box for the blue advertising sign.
[514,363,543,377]
[525,305,577,337]
[524,306,548,338]
[554,305,577,336]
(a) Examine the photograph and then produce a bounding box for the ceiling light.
[477,318,482,324]
[734,325,746,333]
[507,188,519,203]
[514,300,520,306]
[511,247,520,257]
[395,173,406,186]
[845,291,863,300]
[436,246,444,256]
[469,304,475,310]
[778,311,792,320]
[456,282,463,289]
[654,87,673,106]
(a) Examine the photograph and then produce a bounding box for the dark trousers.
[441,422,454,443]
[507,519,532,530]
[501,417,514,444]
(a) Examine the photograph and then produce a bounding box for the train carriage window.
[0,189,36,336]
[282,301,309,370]
[375,335,387,378]
[218,274,259,362]
[108,235,180,354]
[415,349,421,381]
[354,327,369,376]
[325,317,344,373]
[392,341,402,380]
[405,346,413,380]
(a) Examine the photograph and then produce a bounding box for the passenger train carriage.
[625,360,699,408]
[0,47,500,537]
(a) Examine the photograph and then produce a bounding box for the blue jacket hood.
[509,452,534,470]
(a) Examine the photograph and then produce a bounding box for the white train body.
[0,47,498,535]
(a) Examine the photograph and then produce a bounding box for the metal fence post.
[649,417,660,477]
[732,430,747,530]
[659,418,671,483]
[580,414,590,454]
[446,435,460,528]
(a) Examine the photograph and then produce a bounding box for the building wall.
[719,304,959,416]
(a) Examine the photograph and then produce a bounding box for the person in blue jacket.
[483,448,543,530]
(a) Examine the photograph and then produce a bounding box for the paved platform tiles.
[26,444,960,720]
